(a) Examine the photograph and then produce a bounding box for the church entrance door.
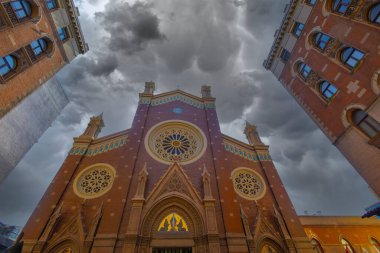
[152,248,192,253]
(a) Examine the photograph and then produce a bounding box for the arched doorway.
[139,196,206,253]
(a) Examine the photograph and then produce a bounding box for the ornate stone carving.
[231,168,266,200]
[305,71,320,89]
[202,166,213,200]
[324,38,343,58]
[73,164,115,199]
[145,121,207,165]
[135,163,149,199]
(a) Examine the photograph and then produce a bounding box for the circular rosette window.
[231,168,266,200]
[73,164,115,199]
[145,120,207,165]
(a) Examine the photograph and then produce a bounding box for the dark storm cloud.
[0,0,377,227]
[96,1,165,54]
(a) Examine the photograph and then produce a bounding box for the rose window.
[74,165,115,199]
[145,121,206,165]
[231,168,266,200]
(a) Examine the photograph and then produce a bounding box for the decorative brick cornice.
[69,135,127,156]
[138,90,216,109]
[63,0,88,54]
[222,136,272,162]
[263,0,300,70]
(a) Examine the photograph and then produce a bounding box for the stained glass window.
[341,238,355,253]
[157,213,189,232]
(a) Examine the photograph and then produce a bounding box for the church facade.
[21,83,380,253]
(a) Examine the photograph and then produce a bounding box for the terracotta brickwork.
[0,0,88,117]
[264,0,380,196]
[21,84,322,253]
[300,216,380,253]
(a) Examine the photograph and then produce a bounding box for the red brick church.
[21,83,380,253]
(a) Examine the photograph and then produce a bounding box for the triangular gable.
[146,162,202,204]
[139,90,215,109]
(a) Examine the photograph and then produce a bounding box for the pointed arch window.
[370,238,380,253]
[320,81,337,99]
[57,247,74,253]
[298,62,312,79]
[30,38,47,56]
[369,3,380,24]
[341,47,364,69]
[341,238,355,253]
[313,32,331,50]
[10,0,32,20]
[332,0,352,14]
[351,110,380,138]
[311,239,324,253]
[0,55,16,78]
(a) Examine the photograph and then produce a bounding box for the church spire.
[144,81,155,95]
[244,121,264,146]
[201,85,212,98]
[80,113,105,139]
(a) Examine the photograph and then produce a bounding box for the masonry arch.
[140,194,206,252]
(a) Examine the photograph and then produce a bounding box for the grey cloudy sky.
[0,0,377,226]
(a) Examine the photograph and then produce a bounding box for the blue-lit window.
[280,49,291,62]
[332,0,351,14]
[306,0,317,5]
[298,62,311,79]
[10,0,32,20]
[57,27,68,41]
[341,47,364,69]
[369,3,380,24]
[313,32,331,50]
[320,81,337,99]
[292,22,304,38]
[352,110,380,138]
[0,55,16,77]
[46,0,57,9]
[30,38,47,56]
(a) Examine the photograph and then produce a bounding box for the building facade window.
[313,32,331,50]
[320,81,337,99]
[370,238,380,253]
[332,0,352,14]
[57,27,68,41]
[311,239,324,253]
[306,0,317,5]
[341,238,355,253]
[369,3,380,24]
[46,0,57,9]
[280,49,291,62]
[30,38,47,56]
[292,22,304,37]
[351,110,380,138]
[0,55,16,78]
[10,0,32,20]
[341,47,364,69]
[298,62,312,79]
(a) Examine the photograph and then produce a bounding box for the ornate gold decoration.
[58,247,74,253]
[157,212,189,232]
[73,164,115,199]
[145,120,207,165]
[231,168,266,200]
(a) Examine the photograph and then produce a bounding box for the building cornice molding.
[264,0,299,69]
